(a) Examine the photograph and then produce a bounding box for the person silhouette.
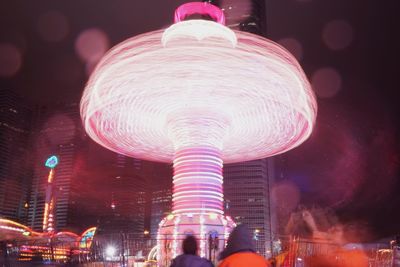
[170,235,214,267]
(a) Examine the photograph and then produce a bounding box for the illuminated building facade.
[98,153,147,235]
[0,89,32,223]
[28,103,85,231]
[224,158,276,256]
[150,189,172,238]
[147,162,173,238]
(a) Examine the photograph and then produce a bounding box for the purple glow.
[0,43,22,77]
[75,28,109,64]
[312,67,342,98]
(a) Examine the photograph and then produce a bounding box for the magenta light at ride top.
[81,2,317,216]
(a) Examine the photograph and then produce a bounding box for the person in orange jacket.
[218,224,270,267]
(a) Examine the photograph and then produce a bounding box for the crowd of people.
[169,223,372,267]
[170,224,270,267]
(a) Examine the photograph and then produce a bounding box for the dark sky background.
[0,0,398,240]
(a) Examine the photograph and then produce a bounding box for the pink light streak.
[81,23,316,164]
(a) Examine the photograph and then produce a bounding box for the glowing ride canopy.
[81,21,316,164]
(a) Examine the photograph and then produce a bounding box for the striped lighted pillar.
[172,147,224,214]
[168,112,228,215]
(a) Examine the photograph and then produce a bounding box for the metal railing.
[0,234,226,267]
[276,236,393,267]
[0,235,395,267]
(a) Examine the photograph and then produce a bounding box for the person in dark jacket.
[170,235,214,267]
[218,224,269,267]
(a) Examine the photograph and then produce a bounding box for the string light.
[199,214,206,257]
[172,215,181,258]
[157,228,162,262]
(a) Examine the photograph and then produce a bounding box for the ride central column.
[172,147,224,215]
[157,114,235,260]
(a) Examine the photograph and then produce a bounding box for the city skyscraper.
[203,0,276,257]
[27,102,86,231]
[147,162,172,238]
[150,188,172,238]
[0,89,32,223]
[97,153,147,235]
[224,159,276,256]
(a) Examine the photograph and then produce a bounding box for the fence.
[0,233,229,267]
[279,237,393,267]
[0,235,394,267]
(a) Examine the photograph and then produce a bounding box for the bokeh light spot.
[312,67,342,98]
[85,60,97,77]
[75,28,109,64]
[40,114,77,146]
[322,19,353,50]
[272,180,300,214]
[36,11,69,42]
[278,37,303,61]
[2,31,27,54]
[0,43,22,77]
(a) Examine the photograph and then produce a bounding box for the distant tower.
[0,89,32,223]
[43,155,59,233]
[28,103,85,231]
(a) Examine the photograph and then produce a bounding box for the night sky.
[0,0,398,240]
